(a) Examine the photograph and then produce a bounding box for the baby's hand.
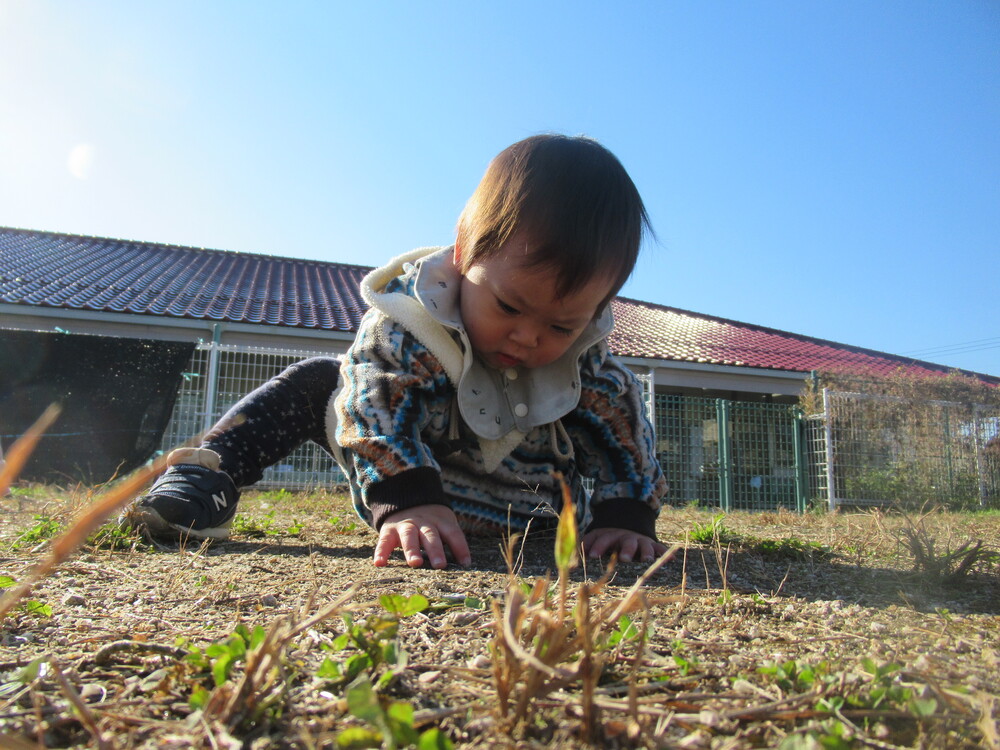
[582,527,667,564]
[374,504,471,569]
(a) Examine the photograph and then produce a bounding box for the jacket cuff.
[366,467,450,530]
[587,499,659,541]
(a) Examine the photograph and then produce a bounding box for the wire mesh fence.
[808,389,1000,510]
[159,344,811,507]
[160,346,999,511]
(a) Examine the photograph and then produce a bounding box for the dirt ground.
[1,486,998,749]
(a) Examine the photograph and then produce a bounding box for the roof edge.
[0,225,376,272]
[613,296,999,384]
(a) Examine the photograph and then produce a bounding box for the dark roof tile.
[0,227,368,332]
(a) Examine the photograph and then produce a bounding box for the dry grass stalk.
[880,508,998,584]
[50,660,112,750]
[900,526,988,583]
[976,693,1000,750]
[489,475,681,741]
[0,404,61,497]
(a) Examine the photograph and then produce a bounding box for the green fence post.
[716,399,732,512]
[792,408,808,513]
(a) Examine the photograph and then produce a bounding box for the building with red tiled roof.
[3,226,997,508]
[0,228,1000,396]
[3,226,993,399]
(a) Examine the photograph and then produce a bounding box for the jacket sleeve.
[563,343,667,540]
[335,311,454,528]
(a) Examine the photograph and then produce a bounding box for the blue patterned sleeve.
[335,311,455,526]
[563,344,667,538]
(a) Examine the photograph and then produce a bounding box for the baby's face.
[457,245,613,371]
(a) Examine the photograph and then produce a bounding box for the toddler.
[128,134,669,568]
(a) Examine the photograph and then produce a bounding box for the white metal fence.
[159,345,655,492]
[159,342,344,489]
[807,388,1000,510]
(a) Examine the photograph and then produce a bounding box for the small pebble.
[62,593,86,607]
[80,684,105,702]
[732,678,757,696]
[467,654,491,670]
[445,610,481,627]
[140,669,170,692]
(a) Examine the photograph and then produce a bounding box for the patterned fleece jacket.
[327,246,668,538]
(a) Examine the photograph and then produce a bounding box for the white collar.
[410,247,614,439]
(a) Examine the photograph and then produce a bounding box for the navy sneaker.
[126,462,240,540]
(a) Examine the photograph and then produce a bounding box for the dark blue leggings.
[202,357,340,487]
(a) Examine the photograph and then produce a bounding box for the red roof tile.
[2,227,994,383]
[608,297,997,382]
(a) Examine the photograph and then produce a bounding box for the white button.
[514,403,528,417]
[505,368,518,380]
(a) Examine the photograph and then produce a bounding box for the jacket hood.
[360,246,615,442]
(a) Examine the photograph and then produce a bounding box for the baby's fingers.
[395,522,427,567]
[373,526,402,567]
[582,529,615,558]
[616,534,640,563]
[440,524,471,568]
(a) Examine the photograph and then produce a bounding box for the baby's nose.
[509,324,539,348]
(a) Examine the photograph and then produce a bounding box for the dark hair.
[456,134,651,309]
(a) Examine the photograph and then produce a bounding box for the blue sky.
[2,1,998,376]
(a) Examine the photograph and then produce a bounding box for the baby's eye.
[551,325,575,337]
[497,299,519,315]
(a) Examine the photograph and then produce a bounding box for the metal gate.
[653,394,807,512]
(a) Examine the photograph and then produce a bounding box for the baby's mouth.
[495,353,523,368]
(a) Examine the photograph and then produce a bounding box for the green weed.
[716,587,734,608]
[329,513,359,533]
[6,485,56,501]
[688,513,738,545]
[10,514,63,549]
[317,593,428,688]
[256,488,296,503]
[670,639,699,677]
[0,656,49,702]
[338,674,453,749]
[779,720,852,750]
[760,656,940,728]
[0,576,52,617]
[183,623,269,708]
[758,659,836,694]
[602,614,642,649]
[231,509,303,538]
[87,520,148,551]
[753,536,831,560]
